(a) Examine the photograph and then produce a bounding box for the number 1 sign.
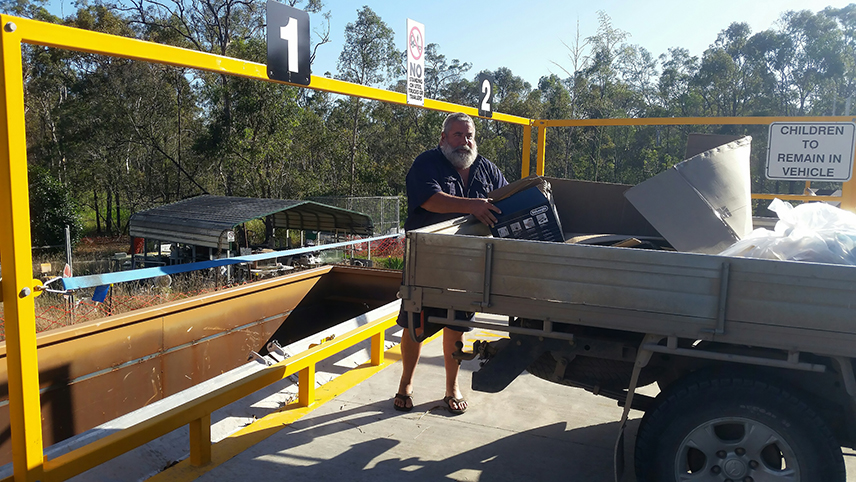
[266,1,311,85]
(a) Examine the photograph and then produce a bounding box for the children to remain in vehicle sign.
[766,121,856,181]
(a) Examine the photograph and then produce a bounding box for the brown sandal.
[443,395,467,415]
[393,393,414,412]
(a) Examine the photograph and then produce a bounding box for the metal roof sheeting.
[129,195,373,248]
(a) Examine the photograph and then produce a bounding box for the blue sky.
[43,0,855,87]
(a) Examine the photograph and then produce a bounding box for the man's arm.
[421,192,502,227]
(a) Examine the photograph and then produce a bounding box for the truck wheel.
[634,376,845,482]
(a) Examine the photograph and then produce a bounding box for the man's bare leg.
[395,330,422,410]
[443,327,468,412]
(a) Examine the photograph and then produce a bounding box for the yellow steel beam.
[536,125,547,176]
[298,365,316,407]
[843,177,856,212]
[521,124,532,178]
[752,193,842,203]
[535,115,856,213]
[370,331,384,366]
[42,312,398,481]
[0,17,45,482]
[536,116,856,127]
[146,329,444,482]
[5,15,529,127]
[189,413,211,467]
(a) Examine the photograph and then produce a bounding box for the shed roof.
[129,195,373,248]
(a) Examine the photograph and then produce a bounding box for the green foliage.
[379,256,404,270]
[15,2,856,231]
[336,6,401,86]
[28,165,83,249]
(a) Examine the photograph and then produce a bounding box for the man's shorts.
[396,306,474,333]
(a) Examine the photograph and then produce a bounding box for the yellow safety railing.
[37,312,397,481]
[531,118,856,212]
[0,14,530,482]
[3,13,856,482]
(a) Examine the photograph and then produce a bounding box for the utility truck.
[398,138,856,481]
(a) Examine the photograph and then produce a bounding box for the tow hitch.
[453,334,567,393]
[451,339,506,362]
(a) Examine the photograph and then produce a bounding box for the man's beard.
[441,141,478,170]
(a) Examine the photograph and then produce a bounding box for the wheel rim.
[675,416,799,481]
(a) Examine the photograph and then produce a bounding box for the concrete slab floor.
[179,328,856,482]
[188,328,639,482]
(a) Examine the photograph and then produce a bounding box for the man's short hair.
[442,112,474,134]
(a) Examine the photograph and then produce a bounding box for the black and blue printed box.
[489,183,564,242]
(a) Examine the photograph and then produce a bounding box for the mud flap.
[614,334,660,482]
[472,335,565,393]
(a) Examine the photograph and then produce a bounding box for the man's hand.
[421,192,503,227]
[467,198,502,227]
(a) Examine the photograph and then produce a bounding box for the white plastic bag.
[719,198,856,265]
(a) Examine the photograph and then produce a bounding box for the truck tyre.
[634,375,845,482]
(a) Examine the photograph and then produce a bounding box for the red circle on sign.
[409,26,423,61]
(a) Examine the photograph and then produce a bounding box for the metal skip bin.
[0,265,401,466]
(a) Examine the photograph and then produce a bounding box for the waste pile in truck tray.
[479,133,754,253]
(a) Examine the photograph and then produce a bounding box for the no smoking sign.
[406,19,425,106]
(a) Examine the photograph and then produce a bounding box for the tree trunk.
[115,190,121,236]
[106,188,113,235]
[93,189,102,235]
[349,99,360,196]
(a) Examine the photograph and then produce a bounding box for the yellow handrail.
[530,117,856,212]
[0,14,533,481]
[40,312,397,481]
[4,12,856,482]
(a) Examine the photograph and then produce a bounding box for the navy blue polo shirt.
[404,147,508,231]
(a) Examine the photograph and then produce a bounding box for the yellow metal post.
[0,16,45,482]
[536,122,547,176]
[298,365,316,407]
[370,331,384,366]
[189,414,212,466]
[843,170,856,213]
[521,124,532,178]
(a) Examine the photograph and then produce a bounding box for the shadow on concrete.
[200,395,641,482]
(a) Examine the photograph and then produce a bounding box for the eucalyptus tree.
[335,5,401,196]
[826,5,856,115]
[423,43,472,99]
[781,9,845,115]
[573,11,636,182]
[119,0,329,197]
[538,74,580,179]
[693,23,768,118]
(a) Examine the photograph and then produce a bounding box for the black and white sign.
[477,73,496,118]
[766,122,856,181]
[406,18,425,106]
[266,1,311,85]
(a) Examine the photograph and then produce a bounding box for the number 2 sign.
[266,1,311,85]
[478,73,496,118]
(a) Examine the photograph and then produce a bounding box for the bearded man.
[393,112,508,415]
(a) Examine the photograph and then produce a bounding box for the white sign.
[766,122,856,181]
[406,18,425,106]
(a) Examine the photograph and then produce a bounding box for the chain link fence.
[312,196,401,235]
